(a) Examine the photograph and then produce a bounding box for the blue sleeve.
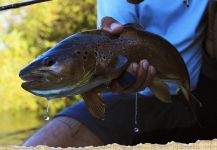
[97,0,139,28]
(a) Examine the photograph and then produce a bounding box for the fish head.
[19,40,96,99]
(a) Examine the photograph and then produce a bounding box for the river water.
[0,112,46,146]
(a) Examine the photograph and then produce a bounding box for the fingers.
[109,63,137,93]
[144,65,156,87]
[123,60,149,93]
[100,16,124,35]
[109,59,156,94]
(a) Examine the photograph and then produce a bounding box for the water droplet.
[134,127,139,133]
[43,101,51,121]
[44,115,50,121]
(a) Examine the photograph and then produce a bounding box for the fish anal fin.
[150,78,172,103]
[81,91,105,120]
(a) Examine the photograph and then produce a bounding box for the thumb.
[100,16,124,34]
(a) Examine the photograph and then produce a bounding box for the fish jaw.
[21,77,108,100]
[22,84,82,99]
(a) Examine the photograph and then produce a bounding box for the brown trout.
[19,23,194,119]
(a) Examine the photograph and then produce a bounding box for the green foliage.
[0,0,96,113]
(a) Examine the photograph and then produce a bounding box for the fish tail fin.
[177,86,202,127]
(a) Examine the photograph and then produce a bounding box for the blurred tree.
[0,0,96,113]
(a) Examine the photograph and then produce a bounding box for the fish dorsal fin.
[113,55,129,71]
[81,91,105,120]
[150,78,172,103]
[127,0,144,4]
[124,23,144,31]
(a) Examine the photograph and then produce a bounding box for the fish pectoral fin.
[150,78,172,103]
[112,55,128,71]
[124,23,144,31]
[81,91,105,120]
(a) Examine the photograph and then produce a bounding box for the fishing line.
[0,0,51,11]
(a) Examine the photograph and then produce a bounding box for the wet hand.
[101,17,157,94]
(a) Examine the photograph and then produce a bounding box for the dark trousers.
[133,73,217,145]
[195,73,217,140]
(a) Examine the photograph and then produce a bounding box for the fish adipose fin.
[82,91,105,120]
[150,78,172,103]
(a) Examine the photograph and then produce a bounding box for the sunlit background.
[0,0,96,145]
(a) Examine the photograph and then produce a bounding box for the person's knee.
[23,116,104,147]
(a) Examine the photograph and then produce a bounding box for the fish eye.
[42,57,56,67]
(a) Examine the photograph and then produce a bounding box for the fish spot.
[109,51,113,56]
[102,55,106,60]
[119,39,124,42]
[94,51,99,57]
[75,50,81,55]
[83,55,87,61]
[84,51,88,55]
[96,43,101,49]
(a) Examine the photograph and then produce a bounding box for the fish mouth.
[20,73,45,82]
[21,76,90,99]
[19,70,62,91]
[20,69,61,82]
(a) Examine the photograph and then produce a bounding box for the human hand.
[100,17,156,94]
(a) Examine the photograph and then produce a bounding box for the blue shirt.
[97,0,209,95]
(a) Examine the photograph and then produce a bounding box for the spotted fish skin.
[19,24,192,119]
